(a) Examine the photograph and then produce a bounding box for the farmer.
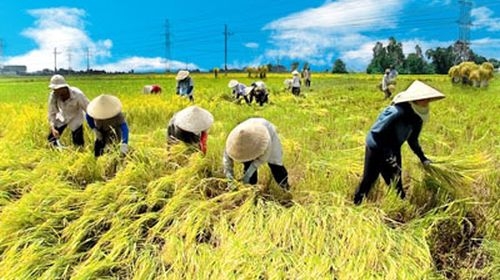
[47,74,90,148]
[228,79,250,104]
[291,70,301,96]
[175,70,194,102]
[380,69,393,99]
[353,80,445,205]
[167,105,214,154]
[302,68,311,88]
[142,84,162,94]
[223,118,290,190]
[388,65,398,84]
[86,94,130,157]
[248,81,269,106]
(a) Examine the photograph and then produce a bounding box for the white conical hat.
[173,106,214,133]
[228,79,239,88]
[225,119,271,162]
[392,80,445,104]
[87,94,122,120]
[175,70,190,81]
[292,70,300,75]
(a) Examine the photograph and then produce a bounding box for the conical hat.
[228,79,239,88]
[87,94,122,120]
[175,70,190,81]
[291,70,300,75]
[174,106,214,133]
[225,120,271,162]
[392,80,445,104]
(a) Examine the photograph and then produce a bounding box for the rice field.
[0,73,498,279]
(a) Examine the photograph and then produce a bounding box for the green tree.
[366,42,385,73]
[366,37,404,73]
[402,45,433,74]
[488,58,499,69]
[332,59,348,73]
[425,46,456,74]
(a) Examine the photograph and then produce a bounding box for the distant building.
[1,65,27,75]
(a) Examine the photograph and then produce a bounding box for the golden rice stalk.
[422,152,492,198]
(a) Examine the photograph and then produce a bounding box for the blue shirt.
[366,103,426,161]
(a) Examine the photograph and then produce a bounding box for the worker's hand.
[422,158,432,167]
[51,127,60,138]
[92,128,102,140]
[385,155,398,168]
[120,143,129,155]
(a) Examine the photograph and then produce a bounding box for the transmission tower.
[457,0,473,62]
[165,19,171,72]
[86,47,91,72]
[53,47,62,73]
[0,39,3,70]
[223,24,233,75]
[67,48,72,71]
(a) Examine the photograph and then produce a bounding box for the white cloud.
[4,7,196,73]
[470,37,500,58]
[95,57,198,73]
[429,0,452,6]
[262,0,406,69]
[5,7,112,72]
[471,7,500,31]
[264,0,402,32]
[244,42,259,49]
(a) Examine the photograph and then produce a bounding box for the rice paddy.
[0,73,498,279]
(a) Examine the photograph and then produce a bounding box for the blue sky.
[0,0,499,73]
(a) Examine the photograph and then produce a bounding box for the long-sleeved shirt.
[292,76,301,87]
[223,118,284,183]
[87,113,129,144]
[232,83,247,97]
[381,73,391,90]
[47,87,89,130]
[176,77,194,96]
[365,102,426,162]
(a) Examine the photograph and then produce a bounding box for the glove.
[385,155,398,168]
[120,143,129,155]
[422,158,432,167]
[227,181,237,190]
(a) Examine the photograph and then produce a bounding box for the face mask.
[410,102,430,122]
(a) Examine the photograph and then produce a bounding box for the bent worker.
[223,118,290,190]
[353,80,445,205]
[175,70,194,102]
[86,94,130,157]
[248,81,269,106]
[47,74,90,148]
[167,105,214,154]
[291,70,301,96]
[228,79,251,104]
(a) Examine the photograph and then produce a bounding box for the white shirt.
[223,118,284,182]
[47,87,89,130]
